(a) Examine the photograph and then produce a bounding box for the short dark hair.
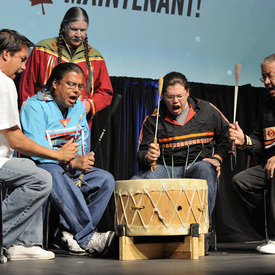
[44,63,84,95]
[162,71,189,94]
[0,29,33,55]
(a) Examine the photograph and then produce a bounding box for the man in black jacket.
[229,53,275,254]
[132,71,231,239]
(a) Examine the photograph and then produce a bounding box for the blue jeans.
[37,163,115,249]
[0,158,52,249]
[132,161,218,227]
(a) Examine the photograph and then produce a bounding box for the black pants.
[232,164,275,239]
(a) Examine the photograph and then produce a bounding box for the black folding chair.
[0,180,5,264]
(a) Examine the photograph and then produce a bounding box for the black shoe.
[204,229,217,255]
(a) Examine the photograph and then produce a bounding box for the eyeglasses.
[164,94,187,101]
[67,26,87,33]
[260,75,275,83]
[62,80,85,91]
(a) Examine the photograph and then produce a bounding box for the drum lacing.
[144,186,169,228]
[196,185,208,223]
[116,191,130,226]
[162,184,185,227]
[129,190,147,229]
[182,185,199,223]
[197,205,206,212]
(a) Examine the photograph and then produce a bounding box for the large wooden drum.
[114,179,209,236]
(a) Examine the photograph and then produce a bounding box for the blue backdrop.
[1,0,275,87]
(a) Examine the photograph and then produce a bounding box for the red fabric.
[19,37,113,129]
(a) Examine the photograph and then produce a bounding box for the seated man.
[20,63,115,257]
[229,53,275,254]
[132,72,231,250]
[0,29,78,262]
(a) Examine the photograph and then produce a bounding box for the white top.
[0,70,21,168]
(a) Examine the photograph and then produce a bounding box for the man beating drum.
[131,71,231,254]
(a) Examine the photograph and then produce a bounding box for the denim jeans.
[132,160,218,227]
[0,158,52,249]
[37,163,115,249]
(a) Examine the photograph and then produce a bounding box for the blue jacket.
[20,90,88,164]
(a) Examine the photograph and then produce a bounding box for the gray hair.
[60,6,89,30]
[261,53,275,69]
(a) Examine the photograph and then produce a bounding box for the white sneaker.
[54,231,88,256]
[0,255,7,263]
[256,241,268,252]
[86,231,115,257]
[6,245,55,261]
[257,240,275,254]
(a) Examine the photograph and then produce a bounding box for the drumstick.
[151,77,163,171]
[75,94,122,187]
[93,94,122,153]
[74,69,92,187]
[231,63,241,156]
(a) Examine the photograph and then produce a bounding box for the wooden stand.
[117,224,205,261]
